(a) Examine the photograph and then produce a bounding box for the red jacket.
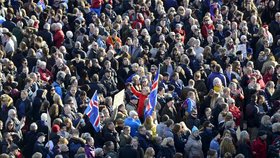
[91,0,103,8]
[229,105,241,126]
[252,137,267,158]
[38,68,53,82]
[131,86,148,119]
[174,29,186,43]
[201,23,215,39]
[263,73,273,84]
[106,36,122,48]
[53,30,65,48]
[132,19,145,29]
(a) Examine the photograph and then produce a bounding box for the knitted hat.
[52,124,60,133]
[192,126,199,133]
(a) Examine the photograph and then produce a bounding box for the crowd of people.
[0,0,280,158]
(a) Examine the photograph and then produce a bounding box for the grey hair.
[239,130,249,143]
[272,122,280,132]
[30,122,38,131]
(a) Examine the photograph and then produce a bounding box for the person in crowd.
[0,0,280,158]
[184,126,204,158]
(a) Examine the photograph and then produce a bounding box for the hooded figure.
[32,89,46,121]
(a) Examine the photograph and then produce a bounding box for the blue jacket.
[124,117,141,137]
[52,81,62,98]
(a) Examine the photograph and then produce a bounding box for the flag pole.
[75,114,85,129]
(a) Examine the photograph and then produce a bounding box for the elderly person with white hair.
[124,110,141,137]
[53,22,65,48]
[38,60,53,83]
[22,122,38,157]
[5,109,25,133]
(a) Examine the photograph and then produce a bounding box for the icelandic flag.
[145,67,160,118]
[84,91,101,132]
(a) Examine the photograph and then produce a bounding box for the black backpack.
[268,136,280,158]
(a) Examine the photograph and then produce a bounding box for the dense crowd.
[0,0,280,158]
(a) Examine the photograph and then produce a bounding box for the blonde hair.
[220,137,236,156]
[144,147,155,158]
[1,94,13,107]
[143,116,155,131]
[53,93,63,106]
[161,137,173,147]
[58,137,69,145]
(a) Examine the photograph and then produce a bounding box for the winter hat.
[192,126,199,133]
[52,124,60,133]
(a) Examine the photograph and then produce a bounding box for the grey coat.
[184,135,204,158]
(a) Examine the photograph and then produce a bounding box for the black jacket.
[118,145,139,158]
[32,89,45,121]
[157,146,176,158]
[246,101,259,128]
[237,142,253,158]
[37,29,53,47]
[22,131,37,158]
[33,141,50,157]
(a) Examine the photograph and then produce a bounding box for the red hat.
[52,124,60,133]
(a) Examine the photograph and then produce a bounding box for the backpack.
[69,142,82,158]
[268,136,280,158]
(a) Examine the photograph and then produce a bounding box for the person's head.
[141,86,150,95]
[86,137,94,146]
[166,95,175,107]
[220,137,235,155]
[251,94,258,103]
[63,104,71,114]
[258,130,267,140]
[272,122,280,133]
[207,149,218,158]
[64,118,73,128]
[30,122,38,131]
[104,141,114,151]
[203,121,214,130]
[106,121,115,131]
[205,108,212,117]
[144,147,155,157]
[132,137,139,146]
[225,120,235,129]
[192,126,199,137]
[138,125,146,135]
[275,12,280,23]
[223,130,232,139]
[123,126,131,135]
[5,120,15,131]
[37,132,46,142]
[261,115,272,126]
[161,137,174,147]
[188,91,195,100]
[227,98,235,107]
[239,130,250,143]
[32,152,43,158]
